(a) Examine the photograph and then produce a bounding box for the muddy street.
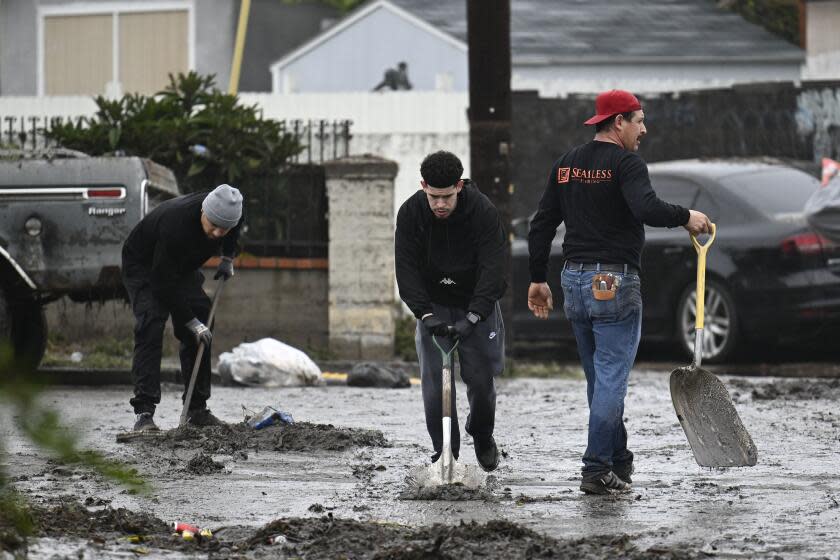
[2,369,839,559]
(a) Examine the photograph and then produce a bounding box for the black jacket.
[529,141,689,281]
[122,191,242,326]
[395,180,507,320]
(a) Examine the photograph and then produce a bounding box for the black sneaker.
[580,471,632,495]
[187,408,226,427]
[614,463,634,484]
[474,436,499,472]
[133,412,159,432]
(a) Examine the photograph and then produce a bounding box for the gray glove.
[185,318,212,346]
[214,256,234,280]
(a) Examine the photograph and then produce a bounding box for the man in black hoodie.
[395,150,507,471]
[122,184,244,432]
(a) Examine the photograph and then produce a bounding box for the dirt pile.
[244,516,702,559]
[729,378,840,400]
[119,421,390,454]
[399,476,499,501]
[184,452,224,475]
[1,496,217,555]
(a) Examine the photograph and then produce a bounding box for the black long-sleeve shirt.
[122,191,241,326]
[395,180,507,320]
[528,141,689,282]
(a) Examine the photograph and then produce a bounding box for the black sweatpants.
[123,269,212,415]
[416,301,505,459]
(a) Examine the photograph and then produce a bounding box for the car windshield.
[720,168,819,217]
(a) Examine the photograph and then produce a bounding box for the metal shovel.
[179,277,226,426]
[670,224,758,467]
[407,333,486,491]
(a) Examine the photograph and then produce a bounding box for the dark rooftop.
[387,0,804,65]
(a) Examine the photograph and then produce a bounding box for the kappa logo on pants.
[489,331,497,340]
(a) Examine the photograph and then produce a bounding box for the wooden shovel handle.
[690,223,716,330]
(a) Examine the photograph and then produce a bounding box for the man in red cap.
[526,90,711,495]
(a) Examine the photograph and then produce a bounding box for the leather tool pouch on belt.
[591,273,620,301]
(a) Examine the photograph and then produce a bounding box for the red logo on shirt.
[557,167,570,184]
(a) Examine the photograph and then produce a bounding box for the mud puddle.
[729,377,840,400]
[118,421,390,456]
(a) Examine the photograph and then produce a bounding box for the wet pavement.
[2,368,839,559]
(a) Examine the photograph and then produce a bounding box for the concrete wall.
[45,266,328,363]
[511,81,840,218]
[324,156,397,359]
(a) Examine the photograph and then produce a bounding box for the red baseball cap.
[584,90,642,125]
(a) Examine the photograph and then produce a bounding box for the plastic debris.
[244,405,294,430]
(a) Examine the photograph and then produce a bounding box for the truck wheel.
[11,301,47,370]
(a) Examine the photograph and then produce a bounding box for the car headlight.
[24,216,42,237]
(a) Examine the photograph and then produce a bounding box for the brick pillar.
[324,155,397,359]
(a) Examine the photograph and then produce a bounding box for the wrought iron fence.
[0,114,353,164]
[239,164,328,259]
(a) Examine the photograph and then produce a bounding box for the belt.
[564,261,639,275]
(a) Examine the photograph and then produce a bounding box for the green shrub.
[44,72,301,196]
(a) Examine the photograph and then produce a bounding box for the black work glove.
[422,314,451,337]
[214,256,234,281]
[453,312,481,341]
[185,318,213,347]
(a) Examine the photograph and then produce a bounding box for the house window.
[39,3,193,96]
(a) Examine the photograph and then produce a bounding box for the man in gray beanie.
[121,184,244,431]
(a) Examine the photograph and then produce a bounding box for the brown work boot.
[187,408,226,427]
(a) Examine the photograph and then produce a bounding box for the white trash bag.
[218,338,323,387]
[804,158,840,243]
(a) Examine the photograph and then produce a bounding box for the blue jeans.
[561,268,642,479]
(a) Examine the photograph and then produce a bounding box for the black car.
[512,159,840,363]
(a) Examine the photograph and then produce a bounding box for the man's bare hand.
[528,282,553,320]
[684,209,712,235]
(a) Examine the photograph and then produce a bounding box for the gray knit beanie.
[202,184,243,229]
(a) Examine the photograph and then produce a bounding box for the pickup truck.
[0,149,179,368]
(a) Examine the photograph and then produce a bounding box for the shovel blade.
[407,458,487,491]
[670,365,758,468]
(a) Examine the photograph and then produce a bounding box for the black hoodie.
[122,191,242,326]
[395,180,507,320]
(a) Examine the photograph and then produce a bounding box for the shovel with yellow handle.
[669,223,758,467]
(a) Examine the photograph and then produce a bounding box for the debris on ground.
[347,362,411,388]
[184,452,224,475]
[117,421,390,455]
[729,378,840,400]
[244,516,703,559]
[218,337,323,387]
[3,497,705,559]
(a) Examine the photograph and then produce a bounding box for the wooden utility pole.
[467,0,514,350]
